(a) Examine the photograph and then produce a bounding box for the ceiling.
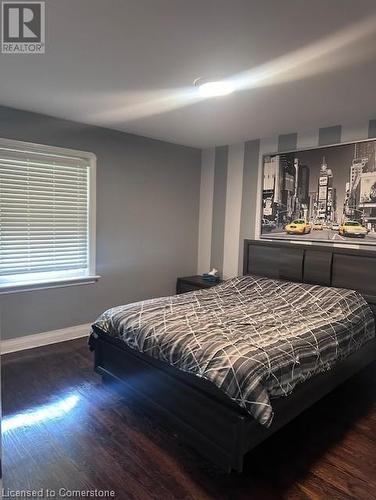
[1,0,376,148]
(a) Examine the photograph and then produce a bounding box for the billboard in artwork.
[260,139,376,245]
[359,172,376,207]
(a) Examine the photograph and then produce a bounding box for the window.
[0,139,97,292]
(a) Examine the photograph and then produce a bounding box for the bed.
[89,240,376,472]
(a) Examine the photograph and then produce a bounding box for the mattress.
[90,275,375,426]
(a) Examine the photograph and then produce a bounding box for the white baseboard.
[1,323,91,355]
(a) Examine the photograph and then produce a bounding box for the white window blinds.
[0,143,92,286]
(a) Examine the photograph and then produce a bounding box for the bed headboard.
[243,240,376,309]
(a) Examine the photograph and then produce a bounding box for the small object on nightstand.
[202,267,220,283]
[176,275,223,294]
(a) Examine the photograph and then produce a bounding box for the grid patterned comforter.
[91,275,375,426]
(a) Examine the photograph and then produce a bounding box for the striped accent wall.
[238,140,260,274]
[223,143,244,278]
[197,148,215,274]
[198,119,376,278]
[210,146,228,272]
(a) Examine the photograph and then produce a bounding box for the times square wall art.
[261,138,376,246]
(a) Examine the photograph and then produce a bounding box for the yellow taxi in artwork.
[312,221,323,230]
[285,219,311,235]
[339,221,368,238]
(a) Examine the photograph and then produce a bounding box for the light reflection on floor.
[2,392,80,432]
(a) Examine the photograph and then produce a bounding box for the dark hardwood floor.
[2,338,376,500]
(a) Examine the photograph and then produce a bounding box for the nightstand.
[176,275,222,294]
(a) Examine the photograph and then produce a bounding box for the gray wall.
[0,106,201,339]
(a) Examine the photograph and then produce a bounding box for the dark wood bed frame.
[92,240,376,472]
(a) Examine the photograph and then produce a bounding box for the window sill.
[0,275,101,295]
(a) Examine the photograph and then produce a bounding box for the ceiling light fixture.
[194,78,235,98]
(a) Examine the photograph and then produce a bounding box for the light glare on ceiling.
[197,80,235,98]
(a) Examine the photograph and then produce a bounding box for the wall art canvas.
[261,139,376,245]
